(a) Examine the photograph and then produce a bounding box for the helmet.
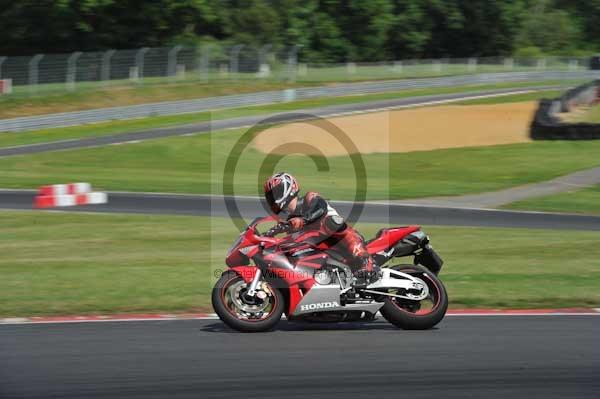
[263,172,299,215]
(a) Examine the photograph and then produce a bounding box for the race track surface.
[0,86,552,157]
[2,190,600,230]
[1,316,598,398]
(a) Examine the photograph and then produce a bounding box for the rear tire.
[212,271,284,333]
[380,264,448,330]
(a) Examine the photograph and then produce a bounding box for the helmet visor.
[265,187,286,214]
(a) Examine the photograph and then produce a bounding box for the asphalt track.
[0,86,555,157]
[2,189,600,230]
[1,316,598,398]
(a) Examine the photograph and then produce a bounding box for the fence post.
[199,44,213,81]
[66,51,82,91]
[393,61,403,73]
[287,44,303,82]
[168,45,183,80]
[28,54,44,94]
[537,58,546,70]
[569,59,579,71]
[504,57,514,70]
[258,44,272,77]
[0,56,5,79]
[468,58,477,72]
[297,63,308,76]
[229,44,244,77]
[101,49,115,85]
[346,62,356,75]
[133,47,149,83]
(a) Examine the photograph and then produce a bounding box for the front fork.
[246,268,262,297]
[246,246,269,297]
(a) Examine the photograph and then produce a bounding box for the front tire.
[380,264,448,330]
[212,271,284,332]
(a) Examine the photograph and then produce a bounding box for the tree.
[514,0,581,55]
[386,0,432,59]
[0,0,594,59]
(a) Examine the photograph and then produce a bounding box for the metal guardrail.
[0,46,590,94]
[1,70,599,132]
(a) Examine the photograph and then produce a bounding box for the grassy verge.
[0,80,307,119]
[0,82,568,149]
[1,211,599,316]
[504,184,600,215]
[2,127,600,200]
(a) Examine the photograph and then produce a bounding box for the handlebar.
[246,226,281,245]
[244,216,292,245]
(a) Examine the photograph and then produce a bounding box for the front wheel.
[380,264,448,330]
[212,271,284,332]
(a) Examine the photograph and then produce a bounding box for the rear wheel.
[212,271,284,332]
[380,264,448,330]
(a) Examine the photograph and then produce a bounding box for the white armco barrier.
[34,182,107,208]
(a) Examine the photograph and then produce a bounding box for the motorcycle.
[212,216,447,332]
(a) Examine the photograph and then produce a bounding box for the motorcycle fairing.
[229,255,317,316]
[366,226,421,254]
[229,266,259,283]
[290,284,383,316]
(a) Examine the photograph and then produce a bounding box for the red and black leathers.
[265,192,374,273]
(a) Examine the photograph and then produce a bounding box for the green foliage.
[515,1,582,55]
[513,46,546,58]
[0,0,598,60]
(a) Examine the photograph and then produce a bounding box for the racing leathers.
[265,192,374,275]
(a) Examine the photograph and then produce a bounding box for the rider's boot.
[352,258,380,289]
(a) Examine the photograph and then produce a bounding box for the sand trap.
[254,101,536,156]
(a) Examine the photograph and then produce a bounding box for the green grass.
[0,211,211,316]
[1,211,599,316]
[504,184,600,215]
[0,80,308,119]
[2,127,600,200]
[0,81,571,149]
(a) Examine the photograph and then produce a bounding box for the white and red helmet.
[263,172,299,214]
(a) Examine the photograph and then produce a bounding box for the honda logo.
[300,301,340,311]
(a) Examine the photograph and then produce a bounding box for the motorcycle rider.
[263,172,379,287]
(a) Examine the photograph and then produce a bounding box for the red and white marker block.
[0,79,12,95]
[34,182,108,208]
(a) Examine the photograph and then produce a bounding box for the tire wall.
[530,80,600,140]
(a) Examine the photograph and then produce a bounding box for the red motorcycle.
[212,216,448,332]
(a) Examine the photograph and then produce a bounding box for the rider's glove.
[289,217,305,230]
[264,222,290,237]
